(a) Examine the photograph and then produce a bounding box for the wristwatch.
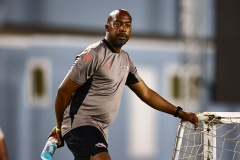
[174,106,183,117]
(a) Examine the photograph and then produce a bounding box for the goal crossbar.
[197,112,240,124]
[172,112,240,160]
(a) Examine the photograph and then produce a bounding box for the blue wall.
[1,0,214,38]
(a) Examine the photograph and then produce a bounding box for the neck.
[104,37,121,53]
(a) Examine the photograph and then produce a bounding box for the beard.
[113,38,128,48]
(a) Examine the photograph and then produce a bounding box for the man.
[0,128,9,160]
[48,9,199,160]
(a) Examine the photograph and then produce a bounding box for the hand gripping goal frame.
[172,112,240,160]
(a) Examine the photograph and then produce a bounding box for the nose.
[119,24,126,32]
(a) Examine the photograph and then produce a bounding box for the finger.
[57,139,64,148]
[194,125,198,131]
[47,127,57,139]
[190,117,198,129]
[47,132,54,139]
[55,131,64,148]
[194,119,199,129]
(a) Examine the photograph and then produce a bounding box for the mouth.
[117,34,128,40]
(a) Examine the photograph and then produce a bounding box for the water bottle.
[41,135,58,160]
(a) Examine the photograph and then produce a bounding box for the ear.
[105,24,109,31]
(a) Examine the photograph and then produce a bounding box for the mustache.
[117,33,128,38]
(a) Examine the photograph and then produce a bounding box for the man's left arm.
[128,80,199,128]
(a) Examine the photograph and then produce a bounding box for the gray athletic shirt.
[61,39,142,142]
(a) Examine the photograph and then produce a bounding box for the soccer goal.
[172,112,240,160]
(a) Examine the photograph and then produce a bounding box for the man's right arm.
[55,75,81,129]
[48,75,80,147]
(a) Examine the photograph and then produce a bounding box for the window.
[26,58,51,108]
[164,64,201,112]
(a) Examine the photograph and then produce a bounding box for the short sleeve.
[126,56,142,86]
[68,49,100,85]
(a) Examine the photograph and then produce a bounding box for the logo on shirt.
[95,142,107,148]
[121,65,129,71]
[106,62,111,70]
[83,53,90,62]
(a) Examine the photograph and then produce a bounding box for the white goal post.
[172,112,240,160]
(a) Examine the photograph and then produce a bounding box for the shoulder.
[76,41,102,59]
[75,41,110,66]
[121,49,128,55]
[120,49,134,63]
[120,49,131,58]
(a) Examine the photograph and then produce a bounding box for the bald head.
[107,9,132,23]
[105,9,132,52]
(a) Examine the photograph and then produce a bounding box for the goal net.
[172,112,240,160]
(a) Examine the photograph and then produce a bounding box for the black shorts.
[63,126,108,160]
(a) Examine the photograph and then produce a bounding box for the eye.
[126,23,131,28]
[114,21,121,26]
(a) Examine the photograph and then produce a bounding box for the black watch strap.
[174,106,183,117]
